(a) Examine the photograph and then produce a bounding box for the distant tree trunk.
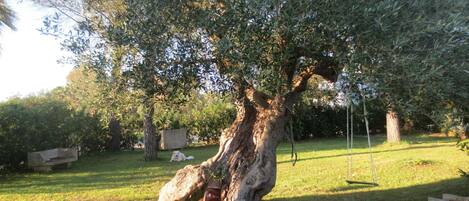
[159,94,291,201]
[402,118,414,134]
[109,115,121,151]
[386,109,401,143]
[457,119,467,140]
[144,105,158,161]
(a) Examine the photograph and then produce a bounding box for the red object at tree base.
[203,182,221,201]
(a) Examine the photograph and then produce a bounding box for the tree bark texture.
[386,109,401,143]
[109,115,122,151]
[158,96,290,201]
[158,58,337,201]
[144,106,158,161]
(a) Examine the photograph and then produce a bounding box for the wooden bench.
[429,194,469,201]
[27,148,78,172]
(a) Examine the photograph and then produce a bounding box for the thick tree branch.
[213,57,273,109]
[245,86,271,109]
[285,59,338,107]
[291,67,314,94]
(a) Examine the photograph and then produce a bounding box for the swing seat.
[346,180,379,186]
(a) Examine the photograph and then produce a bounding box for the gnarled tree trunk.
[158,56,337,201]
[159,95,290,201]
[386,109,401,143]
[144,106,158,161]
[109,115,122,151]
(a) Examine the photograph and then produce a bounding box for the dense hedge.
[0,96,105,169]
[291,102,386,140]
[182,95,236,143]
[292,91,386,140]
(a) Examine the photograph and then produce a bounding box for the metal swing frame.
[346,90,379,186]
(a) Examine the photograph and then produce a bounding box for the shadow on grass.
[269,177,469,201]
[327,184,378,192]
[277,144,453,164]
[277,134,456,153]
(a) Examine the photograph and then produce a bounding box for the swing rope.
[346,93,353,179]
[346,89,378,186]
[362,92,378,185]
[285,106,298,166]
[289,119,298,166]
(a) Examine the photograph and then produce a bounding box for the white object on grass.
[170,151,194,162]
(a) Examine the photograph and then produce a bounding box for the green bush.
[183,97,236,143]
[0,96,105,169]
[457,139,469,154]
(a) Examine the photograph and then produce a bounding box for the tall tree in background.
[95,1,209,160]
[38,0,128,153]
[59,66,132,151]
[345,1,469,143]
[41,0,211,160]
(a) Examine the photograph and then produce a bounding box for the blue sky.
[0,0,73,101]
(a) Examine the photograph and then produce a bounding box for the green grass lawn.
[1,134,468,201]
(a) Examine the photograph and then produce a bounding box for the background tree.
[344,1,469,143]
[58,66,140,151]
[42,0,212,160]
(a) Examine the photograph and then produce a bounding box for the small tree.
[41,0,211,160]
[59,66,139,151]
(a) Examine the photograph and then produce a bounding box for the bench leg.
[33,166,52,172]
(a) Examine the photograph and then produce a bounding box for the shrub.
[183,98,236,143]
[291,98,386,140]
[0,96,105,169]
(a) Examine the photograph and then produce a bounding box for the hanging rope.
[289,119,298,166]
[286,106,298,166]
[346,91,353,180]
[345,87,378,186]
[361,92,378,184]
